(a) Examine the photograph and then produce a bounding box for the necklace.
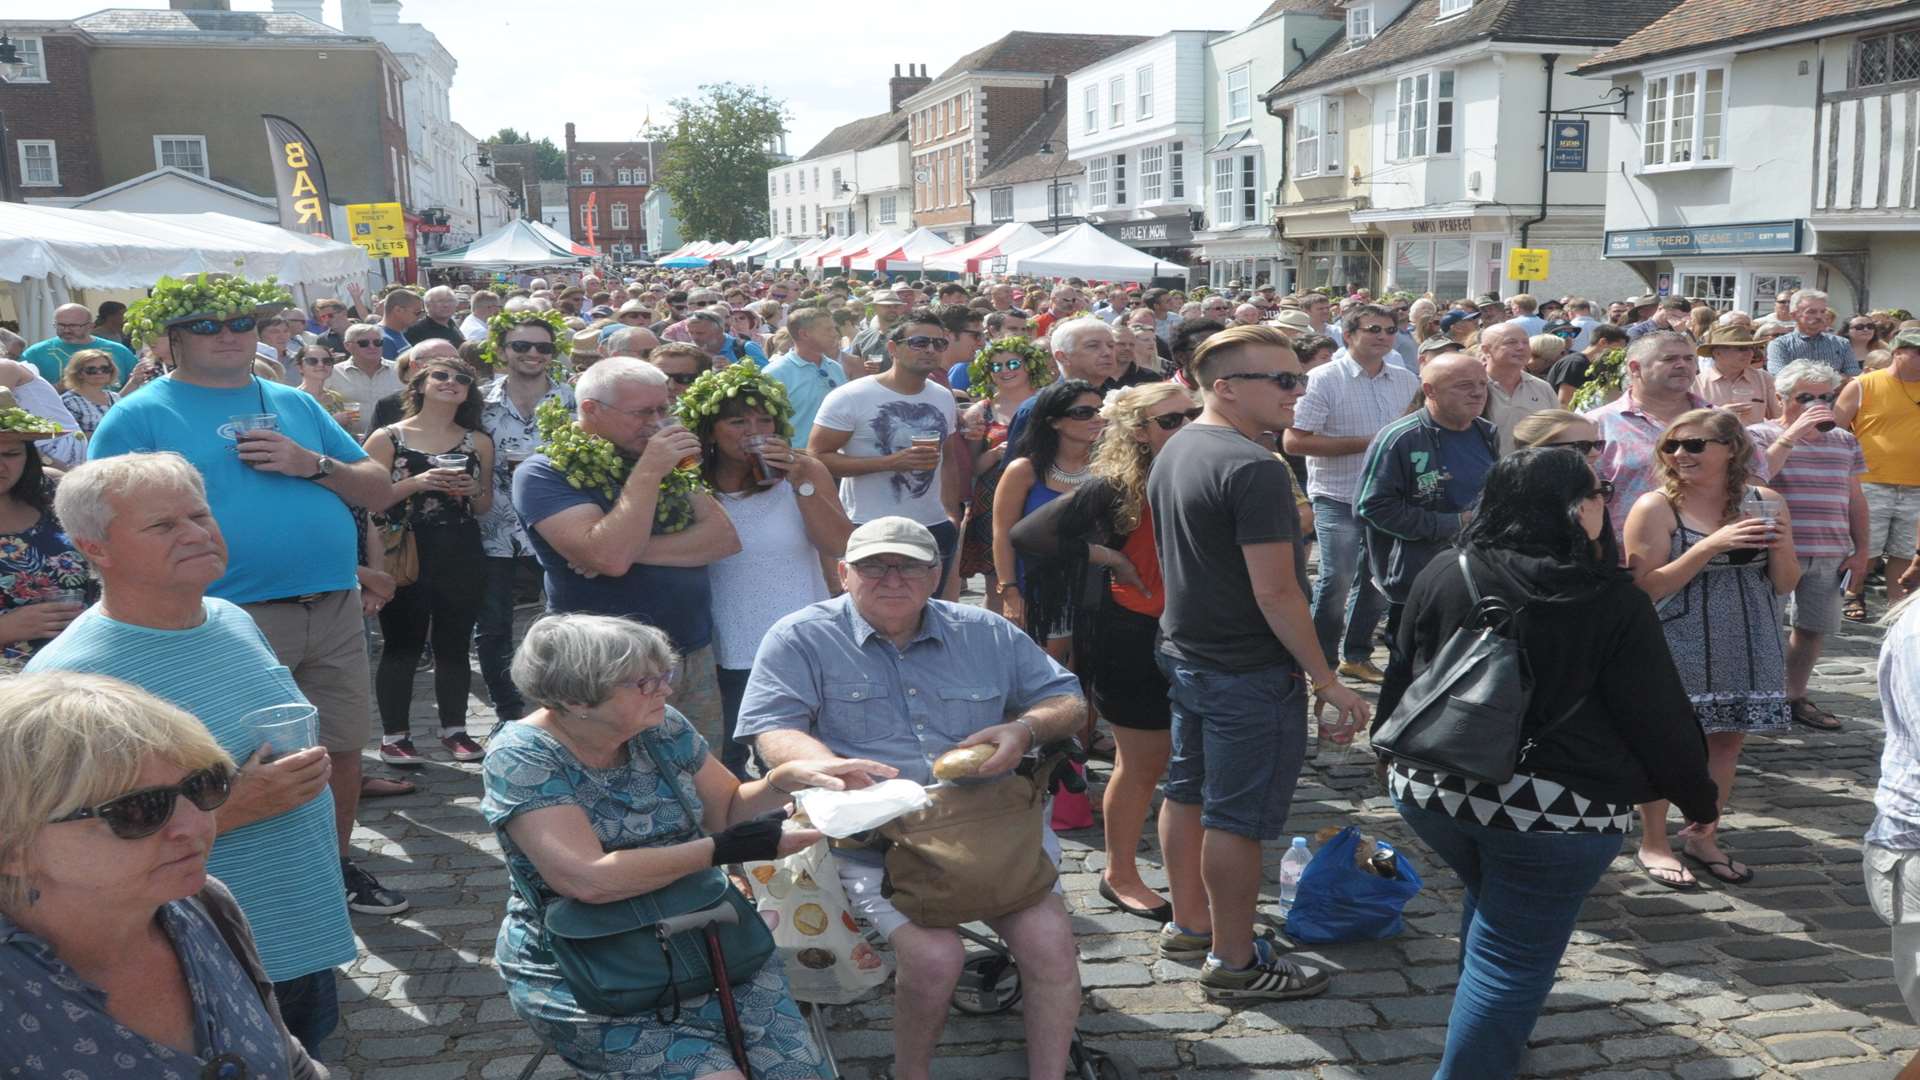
[1047,461,1090,488]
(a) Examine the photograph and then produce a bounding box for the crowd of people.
[0,263,1913,1080]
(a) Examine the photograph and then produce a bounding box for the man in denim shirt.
[736,516,1083,1080]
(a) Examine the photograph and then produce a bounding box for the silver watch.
[796,480,816,497]
[305,455,336,481]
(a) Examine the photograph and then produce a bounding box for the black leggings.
[376,520,484,736]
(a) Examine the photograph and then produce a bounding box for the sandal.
[1683,850,1754,885]
[1843,595,1869,622]
[360,775,417,798]
[1633,854,1699,891]
[1789,698,1844,732]
[1086,734,1117,762]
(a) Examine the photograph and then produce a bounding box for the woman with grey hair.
[0,673,326,1078]
[482,613,892,1079]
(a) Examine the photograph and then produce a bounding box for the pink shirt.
[1694,366,1778,424]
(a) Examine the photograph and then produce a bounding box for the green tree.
[650,83,787,241]
[488,128,565,182]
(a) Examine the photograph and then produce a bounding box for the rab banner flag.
[261,114,333,238]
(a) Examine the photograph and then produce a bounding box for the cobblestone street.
[322,597,1914,1079]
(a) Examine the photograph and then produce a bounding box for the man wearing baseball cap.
[849,288,910,369]
[1439,308,1480,345]
[737,516,1087,1080]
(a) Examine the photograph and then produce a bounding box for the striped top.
[25,600,355,983]
[1746,423,1866,557]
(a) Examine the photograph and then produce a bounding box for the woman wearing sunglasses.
[362,355,495,767]
[1846,313,1886,370]
[0,673,325,1079]
[955,337,1052,615]
[1514,410,1623,567]
[292,346,359,429]
[992,379,1104,656]
[1010,382,1200,924]
[58,347,122,437]
[1624,409,1800,890]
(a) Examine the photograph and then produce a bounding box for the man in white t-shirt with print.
[811,306,963,591]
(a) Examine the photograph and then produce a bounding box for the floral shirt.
[0,509,94,671]
[479,376,575,558]
[60,389,120,436]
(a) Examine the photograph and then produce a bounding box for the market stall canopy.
[1001,222,1187,284]
[736,237,778,259]
[773,236,833,269]
[922,222,1050,275]
[752,237,801,266]
[807,231,870,270]
[831,229,904,272]
[420,218,594,268]
[851,227,960,273]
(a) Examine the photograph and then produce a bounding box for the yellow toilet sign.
[1506,247,1550,281]
[346,202,410,258]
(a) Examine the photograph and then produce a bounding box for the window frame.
[16,140,58,187]
[877,195,897,225]
[1640,61,1730,172]
[153,135,210,178]
[616,167,631,184]
[1675,270,1738,312]
[1136,64,1155,119]
[581,203,598,231]
[990,186,1014,223]
[1049,181,1077,219]
[1438,0,1472,18]
[1389,70,1454,162]
[1085,85,1100,133]
[1140,144,1165,203]
[1110,75,1126,126]
[610,202,629,229]
[1226,64,1252,125]
[1112,151,1128,206]
[1212,155,1235,225]
[1169,141,1186,199]
[1293,99,1330,178]
[1347,3,1374,47]
[8,34,47,82]
[1853,25,1920,88]
[579,166,595,185]
[1238,152,1260,224]
[1088,155,1110,209]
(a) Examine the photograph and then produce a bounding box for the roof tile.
[798,111,910,162]
[1581,0,1917,73]
[934,31,1151,81]
[971,96,1082,187]
[73,8,355,38]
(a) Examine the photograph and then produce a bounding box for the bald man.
[405,285,464,348]
[22,303,138,388]
[1356,350,1499,663]
[1233,304,1264,326]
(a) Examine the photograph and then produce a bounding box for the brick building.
[0,25,101,199]
[564,123,658,260]
[901,31,1149,239]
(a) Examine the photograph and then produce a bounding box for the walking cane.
[703,925,753,1079]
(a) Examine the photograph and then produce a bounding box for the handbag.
[378,518,418,588]
[508,734,775,1020]
[1372,552,1582,784]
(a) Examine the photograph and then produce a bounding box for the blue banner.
[1550,120,1588,172]
[1604,221,1804,258]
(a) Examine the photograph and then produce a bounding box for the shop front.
[1604,221,1818,315]
[1098,215,1201,277]
[1271,197,1378,296]
[1359,209,1515,302]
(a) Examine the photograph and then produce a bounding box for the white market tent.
[529,219,598,257]
[774,235,832,269]
[420,218,595,269]
[750,237,800,266]
[0,202,373,342]
[807,231,869,270]
[923,222,1050,275]
[736,237,777,259]
[1002,222,1187,283]
[854,227,960,273]
[831,230,904,272]
[714,240,753,258]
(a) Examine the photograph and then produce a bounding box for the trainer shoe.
[378,737,424,766]
[342,860,411,916]
[1158,921,1278,962]
[1337,659,1386,684]
[441,732,485,761]
[1200,938,1329,1002]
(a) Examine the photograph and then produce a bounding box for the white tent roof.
[529,219,597,256]
[806,232,870,270]
[752,237,800,265]
[922,222,1050,275]
[831,230,904,272]
[421,218,593,268]
[1002,222,1187,284]
[850,228,951,273]
[715,240,752,257]
[737,237,777,257]
[773,236,831,269]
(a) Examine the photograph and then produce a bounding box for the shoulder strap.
[640,732,706,838]
[1456,550,1482,606]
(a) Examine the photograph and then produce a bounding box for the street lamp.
[460,149,493,238]
[1037,140,1068,235]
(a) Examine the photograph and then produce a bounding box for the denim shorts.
[1156,652,1309,841]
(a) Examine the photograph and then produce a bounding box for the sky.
[33,1,1269,153]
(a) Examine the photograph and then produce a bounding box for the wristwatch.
[304,455,336,481]
[796,480,816,497]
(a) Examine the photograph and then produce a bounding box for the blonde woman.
[58,347,121,436]
[1624,409,1800,889]
[1528,333,1568,378]
[1009,382,1200,924]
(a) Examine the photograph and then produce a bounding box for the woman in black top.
[1376,448,1718,1079]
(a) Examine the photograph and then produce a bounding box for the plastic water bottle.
[1277,836,1312,913]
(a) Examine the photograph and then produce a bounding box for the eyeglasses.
[1793,392,1838,404]
[1060,405,1102,421]
[349,338,380,348]
[851,558,940,582]
[182,316,259,336]
[1150,407,1205,431]
[1546,439,1607,455]
[619,664,681,697]
[1355,323,1396,335]
[985,359,1027,373]
[899,335,951,352]
[78,365,115,376]
[1848,324,1876,332]
[55,321,95,331]
[1661,437,1731,454]
[1220,370,1310,391]
[664,371,701,386]
[506,340,557,355]
[590,399,673,422]
[49,765,232,840]
[423,369,477,387]
[1581,480,1615,503]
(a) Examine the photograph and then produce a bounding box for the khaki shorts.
[670,644,723,751]
[243,589,373,753]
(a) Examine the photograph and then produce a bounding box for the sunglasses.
[1793,392,1838,404]
[506,340,557,355]
[1661,436,1731,454]
[900,335,951,352]
[619,664,681,697]
[1355,323,1396,335]
[55,321,95,331]
[423,369,476,387]
[1546,439,1607,455]
[79,365,115,376]
[1150,407,1205,431]
[182,316,259,336]
[986,359,1027,373]
[1059,405,1102,421]
[49,765,232,840]
[349,338,380,348]
[1221,370,1311,391]
[664,370,701,386]
[1848,324,1876,332]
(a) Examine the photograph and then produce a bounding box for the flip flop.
[1683,850,1754,885]
[1789,698,1844,732]
[360,776,417,798]
[1634,854,1700,891]
[1843,596,1869,622]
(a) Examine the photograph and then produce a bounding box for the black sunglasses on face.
[665,371,701,386]
[183,316,259,336]
[1150,407,1205,431]
[506,340,557,355]
[1661,436,1731,454]
[50,765,232,840]
[1546,439,1606,454]
[1221,370,1310,391]
[1059,405,1102,421]
[423,369,476,387]
[1355,323,1395,335]
[1793,392,1838,404]
[349,338,380,348]
[79,365,115,376]
[901,335,951,352]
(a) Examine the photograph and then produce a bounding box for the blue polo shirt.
[762,349,847,448]
[87,376,368,604]
[380,324,408,360]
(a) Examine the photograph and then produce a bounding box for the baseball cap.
[1438,310,1481,332]
[1419,334,1464,356]
[843,517,939,565]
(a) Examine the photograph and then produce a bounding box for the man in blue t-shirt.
[21,303,137,387]
[513,358,741,748]
[88,280,409,920]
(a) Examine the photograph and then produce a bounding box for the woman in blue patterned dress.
[0,673,324,1079]
[483,612,895,1080]
[0,422,92,672]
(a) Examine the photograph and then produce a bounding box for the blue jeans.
[1157,654,1308,841]
[716,665,755,779]
[1308,496,1388,665]
[1394,797,1624,1079]
[272,967,339,1055]
[477,555,539,719]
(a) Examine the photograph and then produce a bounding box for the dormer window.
[1347,3,1374,47]
[1439,0,1471,17]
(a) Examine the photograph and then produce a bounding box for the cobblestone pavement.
[320,595,1914,1079]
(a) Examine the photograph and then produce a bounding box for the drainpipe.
[1517,53,1558,291]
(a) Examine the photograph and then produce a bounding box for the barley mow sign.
[1101,218,1193,246]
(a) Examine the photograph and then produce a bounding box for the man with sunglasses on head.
[23,303,137,388]
[1283,303,1420,684]
[325,322,404,439]
[812,308,965,592]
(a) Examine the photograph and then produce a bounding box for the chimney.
[565,122,577,148]
[270,0,327,25]
[889,61,932,112]
[169,0,233,9]
[339,0,372,32]
[368,0,403,28]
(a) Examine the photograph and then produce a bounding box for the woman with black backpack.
[1374,448,1719,1079]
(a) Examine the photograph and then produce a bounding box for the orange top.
[1110,501,1166,618]
[1854,369,1920,486]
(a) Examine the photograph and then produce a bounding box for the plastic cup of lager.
[244,703,318,763]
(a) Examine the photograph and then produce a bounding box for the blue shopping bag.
[1284,826,1423,944]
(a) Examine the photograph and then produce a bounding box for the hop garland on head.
[0,407,62,438]
[534,395,706,530]
[966,336,1055,398]
[1569,347,1628,413]
[672,360,793,443]
[124,273,293,349]
[484,308,573,380]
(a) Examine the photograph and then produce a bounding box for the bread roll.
[932,744,995,781]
